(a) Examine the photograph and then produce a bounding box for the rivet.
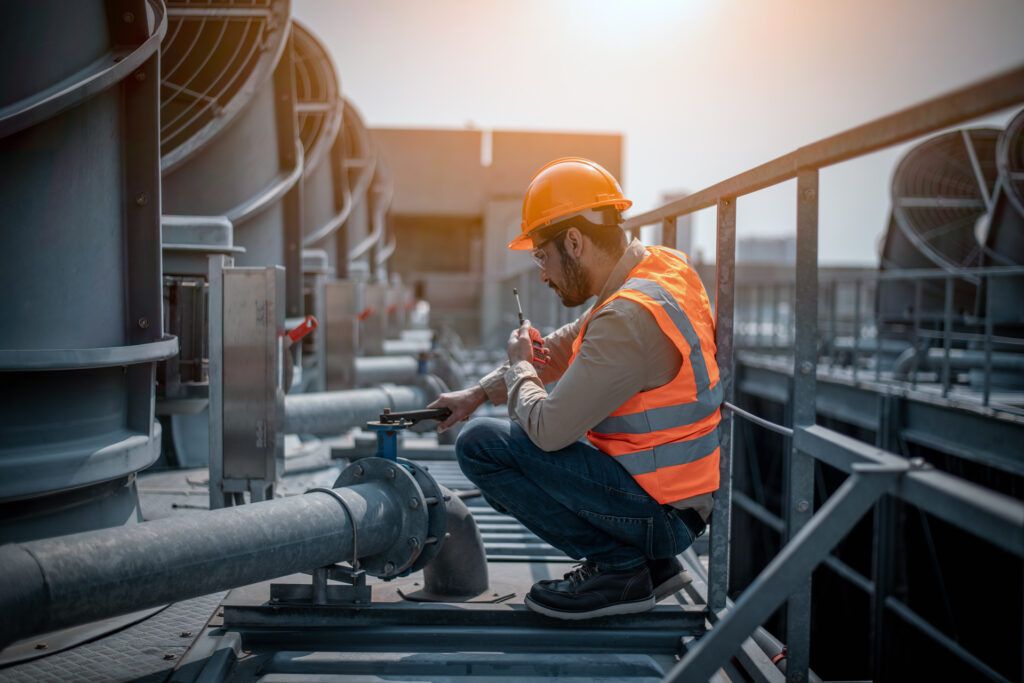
[122,11,135,22]
[135,192,148,206]
[799,361,814,375]
[138,317,150,329]
[387,468,396,479]
[134,70,146,82]
[796,499,810,513]
[409,497,419,509]
[407,537,419,548]
[802,188,816,201]
[354,465,364,477]
[384,561,395,574]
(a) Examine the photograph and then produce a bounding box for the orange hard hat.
[509,157,631,250]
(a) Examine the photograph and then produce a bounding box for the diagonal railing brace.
[665,460,918,682]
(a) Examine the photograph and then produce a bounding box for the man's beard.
[550,252,590,307]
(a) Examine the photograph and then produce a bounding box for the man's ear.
[564,227,585,259]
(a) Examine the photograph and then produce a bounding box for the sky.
[295,0,1024,265]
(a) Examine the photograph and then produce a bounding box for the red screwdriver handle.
[286,315,319,345]
[529,327,547,366]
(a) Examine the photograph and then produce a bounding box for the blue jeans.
[455,417,702,571]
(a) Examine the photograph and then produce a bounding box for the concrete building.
[372,128,623,346]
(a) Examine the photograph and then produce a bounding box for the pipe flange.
[400,459,448,573]
[334,457,428,579]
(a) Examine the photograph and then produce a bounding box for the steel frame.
[621,64,1024,682]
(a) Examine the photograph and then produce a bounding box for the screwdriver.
[513,288,547,366]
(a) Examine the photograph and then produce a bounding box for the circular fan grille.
[159,0,290,169]
[292,20,342,176]
[890,127,1001,271]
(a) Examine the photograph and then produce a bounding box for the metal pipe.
[422,487,490,600]
[354,356,420,386]
[0,482,404,648]
[284,386,428,435]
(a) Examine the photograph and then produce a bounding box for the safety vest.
[569,246,722,504]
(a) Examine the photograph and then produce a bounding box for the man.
[429,157,722,620]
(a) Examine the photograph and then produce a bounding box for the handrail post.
[787,168,820,683]
[709,197,737,614]
[662,216,677,250]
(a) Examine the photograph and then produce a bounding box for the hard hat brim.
[508,198,632,251]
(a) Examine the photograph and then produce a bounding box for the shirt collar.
[593,238,647,308]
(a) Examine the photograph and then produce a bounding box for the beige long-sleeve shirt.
[477,239,715,518]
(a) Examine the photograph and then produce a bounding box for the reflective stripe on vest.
[612,426,721,476]
[592,277,720,434]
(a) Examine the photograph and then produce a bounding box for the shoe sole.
[653,569,693,602]
[524,594,656,620]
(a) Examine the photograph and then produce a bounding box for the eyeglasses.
[531,246,549,270]
[530,228,568,270]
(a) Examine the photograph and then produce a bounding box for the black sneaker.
[524,563,655,620]
[648,556,693,602]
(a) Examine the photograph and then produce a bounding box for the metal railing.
[733,265,1024,416]
[620,64,1024,683]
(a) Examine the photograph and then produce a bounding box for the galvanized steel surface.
[0,0,175,540]
[0,479,411,648]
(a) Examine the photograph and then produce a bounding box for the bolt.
[796,499,810,513]
[122,11,135,22]
[163,654,176,661]
[384,561,395,575]
[138,317,150,329]
[799,360,814,375]
[179,631,192,638]
[134,70,146,82]
[407,537,420,548]
[34,643,47,650]
[802,188,816,201]
[792,672,804,682]
[135,192,148,206]
[387,467,396,479]
[409,497,419,509]
[910,457,927,469]
[353,464,364,477]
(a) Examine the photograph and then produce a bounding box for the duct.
[981,107,1024,327]
[0,0,175,541]
[284,386,430,435]
[876,128,1001,330]
[354,356,421,386]
[160,0,305,318]
[293,20,346,275]
[420,487,490,600]
[342,102,383,271]
[0,479,411,649]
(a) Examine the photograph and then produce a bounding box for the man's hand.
[508,320,536,366]
[428,385,487,432]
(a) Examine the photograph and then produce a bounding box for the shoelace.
[564,562,598,587]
